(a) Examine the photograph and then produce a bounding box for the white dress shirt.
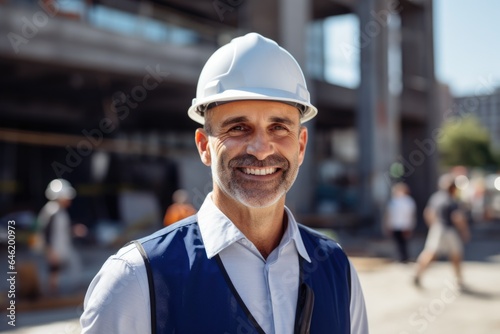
[386,195,417,231]
[81,194,368,333]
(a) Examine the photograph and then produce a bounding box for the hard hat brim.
[188,89,318,125]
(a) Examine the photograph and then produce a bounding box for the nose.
[246,128,275,161]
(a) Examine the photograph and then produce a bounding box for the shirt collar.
[197,193,311,263]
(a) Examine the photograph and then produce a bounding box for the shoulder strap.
[347,260,352,304]
[133,240,156,334]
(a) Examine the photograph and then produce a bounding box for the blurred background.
[0,0,499,333]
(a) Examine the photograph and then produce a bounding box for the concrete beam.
[0,6,213,83]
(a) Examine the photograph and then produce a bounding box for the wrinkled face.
[195,100,308,208]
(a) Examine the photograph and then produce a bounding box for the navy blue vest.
[137,216,351,334]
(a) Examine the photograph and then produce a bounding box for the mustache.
[228,154,289,169]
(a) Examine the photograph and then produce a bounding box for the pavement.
[1,222,499,333]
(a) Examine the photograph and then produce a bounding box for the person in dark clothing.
[414,174,470,288]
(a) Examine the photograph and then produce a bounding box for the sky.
[324,1,500,98]
[434,0,500,97]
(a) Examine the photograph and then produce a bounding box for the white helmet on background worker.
[45,179,76,201]
[188,32,318,124]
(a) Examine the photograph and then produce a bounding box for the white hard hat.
[45,179,76,201]
[188,32,318,124]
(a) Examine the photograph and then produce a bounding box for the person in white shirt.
[384,182,417,263]
[80,32,368,334]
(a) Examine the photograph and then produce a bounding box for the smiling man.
[81,33,368,334]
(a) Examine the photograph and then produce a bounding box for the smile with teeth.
[241,167,278,176]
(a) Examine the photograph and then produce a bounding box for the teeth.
[243,168,277,175]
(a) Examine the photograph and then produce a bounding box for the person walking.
[384,182,416,263]
[81,32,368,333]
[414,174,470,288]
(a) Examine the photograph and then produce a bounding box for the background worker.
[384,182,417,263]
[37,178,81,295]
[163,189,197,226]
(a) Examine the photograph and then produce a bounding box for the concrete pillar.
[422,0,439,202]
[400,0,439,219]
[279,0,316,214]
[356,0,401,225]
[241,1,279,40]
[241,0,315,214]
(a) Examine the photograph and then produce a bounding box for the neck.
[212,189,287,259]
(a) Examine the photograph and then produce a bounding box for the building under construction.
[0,0,439,236]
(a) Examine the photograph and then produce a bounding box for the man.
[384,182,416,263]
[414,174,470,287]
[81,33,368,333]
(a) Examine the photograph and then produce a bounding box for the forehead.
[209,100,301,124]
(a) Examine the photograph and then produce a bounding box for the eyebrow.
[220,115,297,129]
[269,116,295,126]
[220,116,248,129]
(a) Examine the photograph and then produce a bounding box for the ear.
[297,126,308,166]
[195,128,211,166]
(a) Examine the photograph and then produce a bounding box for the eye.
[271,124,289,135]
[228,125,248,134]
